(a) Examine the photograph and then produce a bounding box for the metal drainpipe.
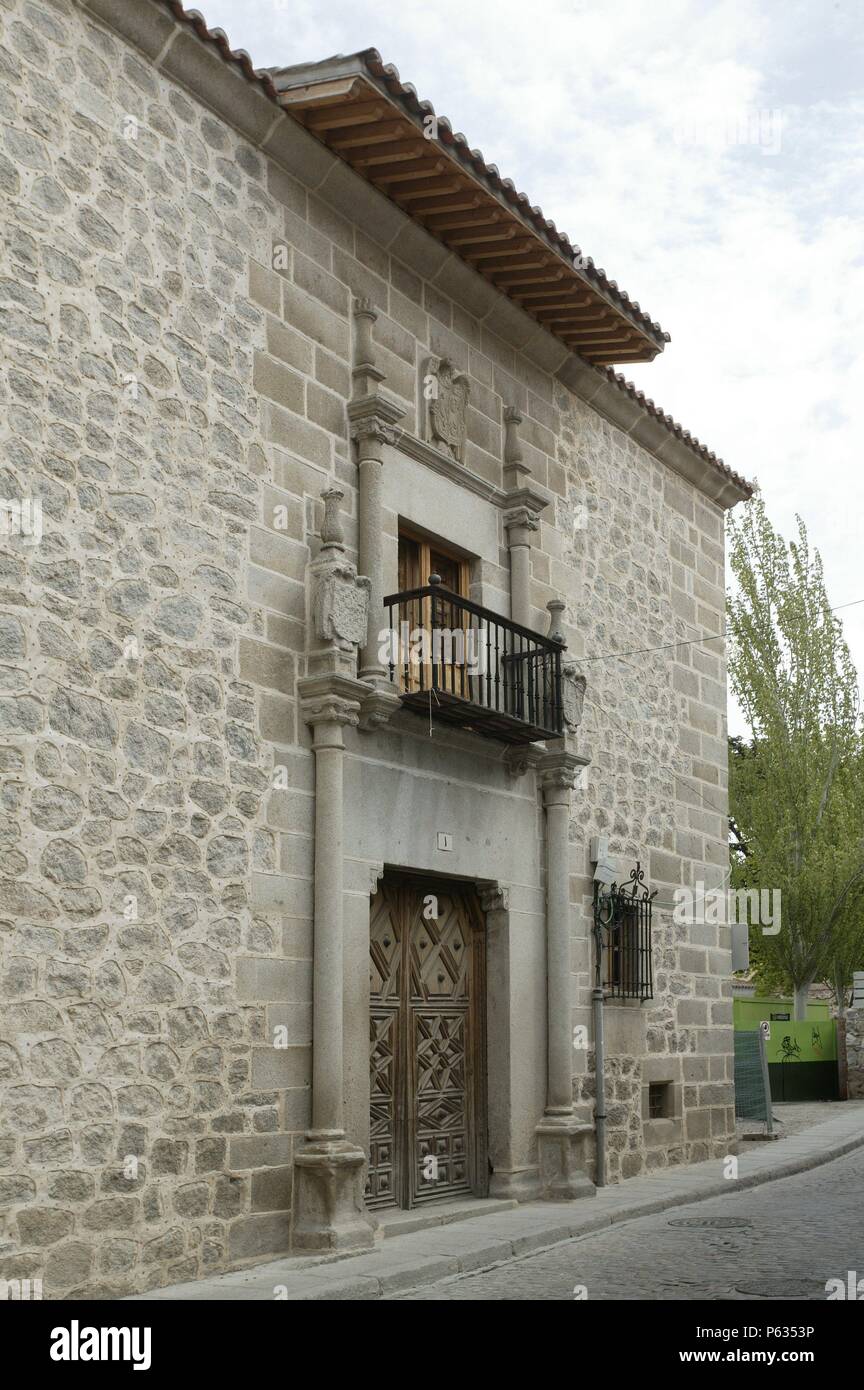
[592,978,607,1187]
[592,884,613,1188]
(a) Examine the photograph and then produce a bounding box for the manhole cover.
[668,1217,754,1229]
[734,1277,821,1300]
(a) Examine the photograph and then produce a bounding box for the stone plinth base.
[535,1118,595,1200]
[292,1138,375,1252]
[488,1167,541,1202]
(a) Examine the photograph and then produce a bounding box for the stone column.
[307,695,353,1136]
[535,749,594,1200]
[292,682,376,1252]
[504,506,539,629]
[291,491,379,1250]
[541,754,582,1114]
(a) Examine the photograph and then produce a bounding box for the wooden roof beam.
[410,193,484,215]
[489,268,567,288]
[374,158,449,185]
[352,139,427,167]
[304,99,390,130]
[393,178,464,203]
[514,287,593,305]
[446,225,519,247]
[329,121,406,149]
[458,239,536,261]
[424,212,506,234]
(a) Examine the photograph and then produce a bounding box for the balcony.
[382,577,564,745]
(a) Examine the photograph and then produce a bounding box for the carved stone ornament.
[562,666,587,732]
[477,882,510,914]
[424,356,470,463]
[314,566,370,652]
[309,486,370,657]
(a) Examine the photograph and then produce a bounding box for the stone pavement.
[128,1103,864,1301]
[397,1127,864,1301]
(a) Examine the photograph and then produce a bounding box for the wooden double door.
[366,877,487,1210]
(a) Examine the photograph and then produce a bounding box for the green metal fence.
[734,1029,773,1131]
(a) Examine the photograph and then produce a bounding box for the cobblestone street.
[393,1143,864,1301]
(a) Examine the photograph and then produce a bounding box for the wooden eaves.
[270,56,670,368]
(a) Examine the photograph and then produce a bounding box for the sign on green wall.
[762,1018,837,1065]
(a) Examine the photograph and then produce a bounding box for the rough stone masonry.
[0,0,748,1296]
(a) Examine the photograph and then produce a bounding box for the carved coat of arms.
[425,356,470,463]
[562,666,587,731]
[314,566,370,652]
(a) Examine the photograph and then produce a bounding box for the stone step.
[375,1196,519,1240]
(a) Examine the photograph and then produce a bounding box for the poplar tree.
[726,496,864,1018]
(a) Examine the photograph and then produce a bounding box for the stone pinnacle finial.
[320,487,345,551]
[546,597,566,644]
[503,405,524,466]
[351,298,383,399]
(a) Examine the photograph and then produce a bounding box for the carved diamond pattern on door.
[414,1013,466,1093]
[409,895,469,1002]
[369,886,401,1001]
[366,878,486,1211]
[368,1011,397,1207]
[410,1010,471,1203]
[366,884,403,1209]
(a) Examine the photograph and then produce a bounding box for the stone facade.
[0,0,742,1296]
[560,400,735,1176]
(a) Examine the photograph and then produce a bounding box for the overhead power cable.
[578,596,864,666]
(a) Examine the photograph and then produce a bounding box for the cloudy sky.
[199,0,864,729]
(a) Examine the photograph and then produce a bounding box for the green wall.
[733,997,831,1031]
[734,1000,838,1101]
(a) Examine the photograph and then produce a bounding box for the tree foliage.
[726,496,864,1016]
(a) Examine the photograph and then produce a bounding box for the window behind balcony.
[397,530,469,599]
[397,530,470,697]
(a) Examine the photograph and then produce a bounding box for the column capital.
[298,672,370,736]
[301,695,360,739]
[539,749,590,804]
[348,394,405,452]
[503,504,540,538]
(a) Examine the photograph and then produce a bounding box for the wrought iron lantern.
[592,862,657,1002]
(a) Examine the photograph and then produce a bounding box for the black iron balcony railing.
[382,576,564,745]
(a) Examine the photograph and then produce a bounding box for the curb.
[305,1121,864,1300]
[128,1118,864,1300]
